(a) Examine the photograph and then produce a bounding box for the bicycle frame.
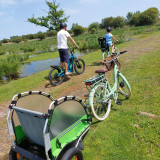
[67,51,75,73]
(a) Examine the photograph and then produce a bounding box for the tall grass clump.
[0,54,29,81]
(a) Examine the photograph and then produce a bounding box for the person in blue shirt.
[104,27,118,52]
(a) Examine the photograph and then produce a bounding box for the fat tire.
[74,59,85,75]
[61,147,83,160]
[49,68,64,86]
[9,148,17,160]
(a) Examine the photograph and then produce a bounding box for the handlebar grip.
[120,50,127,54]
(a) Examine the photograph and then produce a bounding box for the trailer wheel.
[61,147,83,160]
[9,148,17,160]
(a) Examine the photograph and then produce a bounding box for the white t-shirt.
[57,30,70,49]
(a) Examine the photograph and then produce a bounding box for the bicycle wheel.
[90,83,111,121]
[49,67,64,86]
[74,59,85,75]
[113,47,119,55]
[118,73,131,97]
[61,147,83,160]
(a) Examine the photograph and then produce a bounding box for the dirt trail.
[1,34,160,159]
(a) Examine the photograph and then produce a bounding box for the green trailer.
[7,91,91,160]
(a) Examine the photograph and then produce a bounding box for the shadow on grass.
[90,61,102,66]
[44,76,71,88]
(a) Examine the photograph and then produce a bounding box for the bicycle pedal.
[116,101,122,105]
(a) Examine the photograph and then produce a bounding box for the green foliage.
[0,54,29,80]
[100,16,126,29]
[0,51,5,55]
[88,22,100,32]
[2,38,10,43]
[111,16,126,28]
[100,17,114,29]
[139,8,159,26]
[46,30,57,37]
[129,8,159,26]
[90,28,96,34]
[67,30,73,34]
[0,41,2,46]
[126,12,133,23]
[71,23,79,30]
[72,25,85,36]
[28,0,69,31]
[10,36,22,43]
[36,32,46,40]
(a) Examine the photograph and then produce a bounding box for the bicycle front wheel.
[74,59,85,75]
[118,73,131,97]
[89,83,111,121]
[49,67,64,86]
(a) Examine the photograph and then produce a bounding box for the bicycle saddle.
[95,67,108,73]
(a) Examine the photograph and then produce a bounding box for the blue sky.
[0,0,160,40]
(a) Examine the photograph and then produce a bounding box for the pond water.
[19,51,85,78]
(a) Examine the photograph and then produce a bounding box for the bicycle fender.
[118,72,131,90]
[50,65,60,69]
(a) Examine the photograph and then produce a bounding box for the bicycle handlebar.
[104,50,127,63]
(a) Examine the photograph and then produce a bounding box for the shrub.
[0,41,2,46]
[90,28,96,34]
[2,38,10,43]
[37,32,46,40]
[46,30,57,37]
[10,36,22,43]
[111,16,126,28]
[67,30,73,34]
[139,8,159,26]
[100,17,114,29]
[0,51,5,55]
[72,25,84,36]
[88,22,100,32]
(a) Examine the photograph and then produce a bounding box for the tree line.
[0,0,159,45]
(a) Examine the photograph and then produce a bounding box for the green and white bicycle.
[85,51,131,121]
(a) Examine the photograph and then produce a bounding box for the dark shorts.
[58,49,69,63]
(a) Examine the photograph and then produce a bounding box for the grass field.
[0,28,160,159]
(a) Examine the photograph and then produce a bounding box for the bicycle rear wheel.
[89,83,111,121]
[74,59,85,75]
[49,67,64,86]
[118,73,131,97]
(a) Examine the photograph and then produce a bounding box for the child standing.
[104,27,118,52]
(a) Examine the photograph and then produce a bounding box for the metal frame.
[7,92,91,160]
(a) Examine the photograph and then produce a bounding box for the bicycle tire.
[74,59,85,75]
[61,147,83,160]
[89,83,111,121]
[9,148,17,160]
[118,73,131,97]
[49,67,64,86]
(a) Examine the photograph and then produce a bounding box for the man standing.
[57,22,78,75]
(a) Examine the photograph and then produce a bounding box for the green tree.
[88,22,100,32]
[129,12,141,26]
[36,32,46,40]
[139,7,159,25]
[28,0,69,31]
[126,12,133,23]
[100,17,114,29]
[72,25,84,36]
[111,16,126,28]
[71,23,79,30]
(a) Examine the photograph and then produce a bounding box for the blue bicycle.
[49,48,85,86]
